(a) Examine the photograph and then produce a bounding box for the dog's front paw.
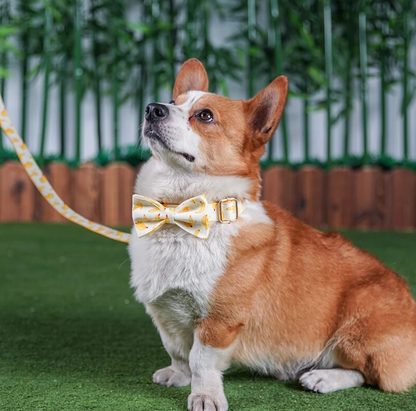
[153,366,191,387]
[188,393,228,411]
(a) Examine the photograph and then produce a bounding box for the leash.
[0,95,131,243]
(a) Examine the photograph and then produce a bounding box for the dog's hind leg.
[330,278,416,393]
[334,330,416,393]
[300,368,364,393]
[152,327,192,387]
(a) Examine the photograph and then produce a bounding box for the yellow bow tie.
[132,194,245,239]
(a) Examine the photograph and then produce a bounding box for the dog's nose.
[145,103,169,123]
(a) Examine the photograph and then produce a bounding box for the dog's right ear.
[172,58,209,100]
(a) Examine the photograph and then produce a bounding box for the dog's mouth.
[146,129,195,163]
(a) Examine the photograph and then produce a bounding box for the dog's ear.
[245,76,288,149]
[172,58,209,100]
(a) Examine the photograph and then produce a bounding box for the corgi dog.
[129,58,416,411]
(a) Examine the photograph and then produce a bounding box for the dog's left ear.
[172,58,209,100]
[246,76,288,149]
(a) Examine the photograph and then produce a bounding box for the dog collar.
[132,194,245,239]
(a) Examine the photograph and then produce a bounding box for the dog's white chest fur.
[130,222,236,357]
[129,224,233,308]
[129,225,235,357]
[128,159,260,352]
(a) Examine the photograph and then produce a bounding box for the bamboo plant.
[1,0,415,167]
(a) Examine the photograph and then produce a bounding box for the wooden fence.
[0,161,415,230]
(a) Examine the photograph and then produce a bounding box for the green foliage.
[0,0,414,163]
[0,148,78,167]
[3,145,416,172]
[261,154,416,172]
[93,144,151,167]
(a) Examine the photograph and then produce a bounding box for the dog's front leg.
[188,320,240,411]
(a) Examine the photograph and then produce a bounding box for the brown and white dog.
[129,58,416,411]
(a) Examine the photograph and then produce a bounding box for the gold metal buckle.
[218,197,239,224]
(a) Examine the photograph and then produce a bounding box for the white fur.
[236,342,338,381]
[134,157,254,206]
[188,331,232,411]
[152,354,191,387]
[300,369,365,393]
[129,158,272,363]
[145,91,208,170]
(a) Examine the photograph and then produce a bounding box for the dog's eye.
[197,109,214,123]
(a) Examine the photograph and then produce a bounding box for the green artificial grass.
[1,223,416,411]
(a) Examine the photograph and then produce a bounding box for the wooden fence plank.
[353,167,384,229]
[389,169,416,230]
[72,163,102,223]
[295,166,325,227]
[372,167,386,230]
[327,167,354,229]
[101,164,121,226]
[41,163,72,222]
[382,172,393,230]
[119,163,136,226]
[0,161,35,221]
[101,163,136,226]
[0,161,414,230]
[262,166,296,212]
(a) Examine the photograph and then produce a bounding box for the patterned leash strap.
[0,95,131,243]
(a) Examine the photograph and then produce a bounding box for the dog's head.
[143,58,288,185]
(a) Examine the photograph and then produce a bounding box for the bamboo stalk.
[39,5,53,161]
[267,0,275,161]
[111,2,120,160]
[151,0,160,102]
[138,61,146,130]
[60,58,66,158]
[91,0,102,154]
[169,0,175,84]
[247,0,256,98]
[0,0,9,153]
[186,0,195,57]
[74,0,83,163]
[303,98,310,162]
[324,0,333,164]
[269,0,288,163]
[380,49,387,156]
[138,1,148,132]
[20,1,29,142]
[0,0,8,99]
[202,0,209,68]
[380,4,388,156]
[359,11,369,161]
[402,1,409,161]
[21,50,28,142]
[219,78,229,97]
[343,0,354,157]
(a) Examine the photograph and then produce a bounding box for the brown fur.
[198,201,416,392]
[173,66,287,200]
[174,59,416,393]
[172,58,209,101]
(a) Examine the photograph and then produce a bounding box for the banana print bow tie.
[132,194,245,239]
